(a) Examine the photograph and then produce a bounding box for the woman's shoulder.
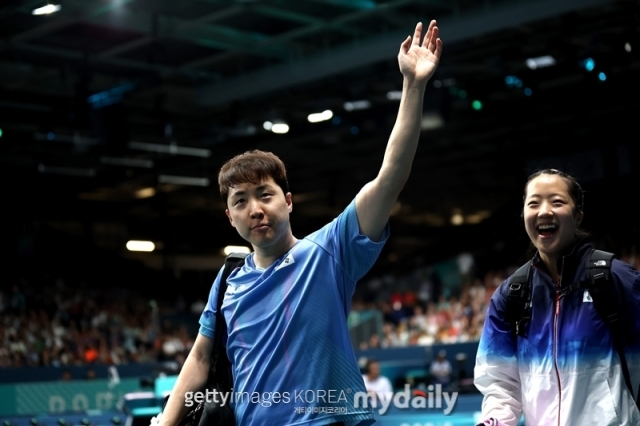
[611,257,640,286]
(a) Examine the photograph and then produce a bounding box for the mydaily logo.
[354,384,458,415]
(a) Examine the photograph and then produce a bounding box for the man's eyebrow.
[230,184,272,197]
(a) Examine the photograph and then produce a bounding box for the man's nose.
[248,199,264,218]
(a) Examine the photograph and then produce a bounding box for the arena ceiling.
[2,0,639,275]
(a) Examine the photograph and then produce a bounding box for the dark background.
[2,0,639,301]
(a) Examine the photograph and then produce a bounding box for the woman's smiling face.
[523,173,583,264]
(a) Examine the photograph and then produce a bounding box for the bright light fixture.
[343,100,371,111]
[271,123,289,134]
[451,210,464,226]
[263,121,273,131]
[625,42,632,53]
[32,4,61,15]
[126,240,155,252]
[158,175,209,187]
[134,187,156,199]
[421,112,444,130]
[386,91,402,100]
[526,55,556,70]
[223,245,252,256]
[307,110,333,123]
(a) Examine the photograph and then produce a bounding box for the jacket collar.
[532,235,592,286]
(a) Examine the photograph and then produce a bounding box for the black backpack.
[504,249,639,409]
[162,252,247,426]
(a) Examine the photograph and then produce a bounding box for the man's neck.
[253,233,297,269]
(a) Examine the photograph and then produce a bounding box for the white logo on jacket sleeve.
[583,290,593,303]
[274,254,295,271]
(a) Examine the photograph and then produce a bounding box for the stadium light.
[271,123,289,134]
[126,240,155,252]
[32,4,61,15]
[343,100,371,111]
[307,110,333,123]
[223,245,251,255]
[526,55,556,69]
[583,58,595,72]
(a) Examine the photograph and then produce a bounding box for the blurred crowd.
[0,279,197,368]
[2,242,637,369]
[352,242,639,350]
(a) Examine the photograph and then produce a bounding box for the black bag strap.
[161,252,248,413]
[210,252,248,391]
[585,250,638,408]
[505,260,533,337]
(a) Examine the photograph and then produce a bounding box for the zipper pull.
[555,293,560,316]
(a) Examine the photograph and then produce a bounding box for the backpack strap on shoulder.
[585,249,638,407]
[505,260,533,337]
[211,252,248,390]
[586,249,618,327]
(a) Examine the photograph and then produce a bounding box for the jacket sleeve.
[611,259,640,343]
[474,280,523,426]
[612,259,640,391]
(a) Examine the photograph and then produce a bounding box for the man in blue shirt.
[161,20,443,426]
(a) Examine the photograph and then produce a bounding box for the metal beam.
[61,2,289,59]
[181,0,418,70]
[8,0,138,44]
[6,42,220,79]
[196,0,614,106]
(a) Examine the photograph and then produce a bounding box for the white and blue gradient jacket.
[474,241,640,426]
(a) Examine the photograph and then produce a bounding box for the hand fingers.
[412,22,422,45]
[400,35,411,54]
[428,25,439,52]
[434,38,443,58]
[422,20,434,48]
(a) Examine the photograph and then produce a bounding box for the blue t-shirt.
[199,198,389,426]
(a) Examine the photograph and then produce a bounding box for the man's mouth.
[537,223,558,237]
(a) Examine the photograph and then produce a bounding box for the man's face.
[225,177,293,251]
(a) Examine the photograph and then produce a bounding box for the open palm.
[398,21,442,83]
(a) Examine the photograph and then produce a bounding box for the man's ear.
[286,192,293,213]
[225,209,236,228]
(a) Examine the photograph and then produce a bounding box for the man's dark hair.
[218,150,290,204]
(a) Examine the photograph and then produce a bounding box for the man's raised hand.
[398,20,442,84]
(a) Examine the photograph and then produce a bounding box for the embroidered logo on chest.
[274,254,295,271]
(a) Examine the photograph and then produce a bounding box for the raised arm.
[355,20,442,241]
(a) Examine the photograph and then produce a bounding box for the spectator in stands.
[362,358,393,403]
[430,350,452,389]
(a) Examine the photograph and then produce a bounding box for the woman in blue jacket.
[474,169,640,426]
